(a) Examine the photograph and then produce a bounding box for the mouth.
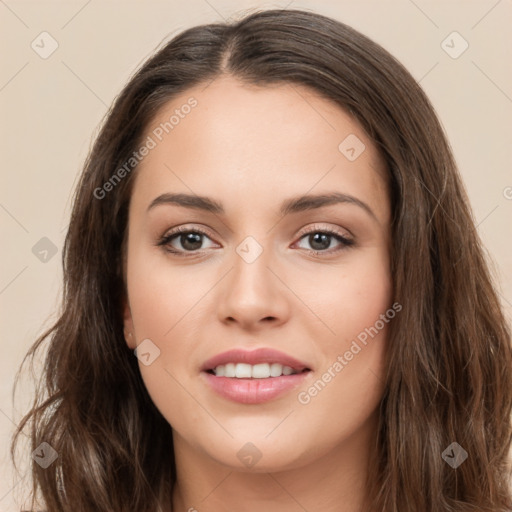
[200,348,313,404]
[205,363,311,379]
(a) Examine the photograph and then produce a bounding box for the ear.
[123,296,136,350]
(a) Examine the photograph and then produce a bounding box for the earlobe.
[124,329,135,349]
[122,297,136,349]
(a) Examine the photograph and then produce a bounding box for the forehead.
[130,75,389,223]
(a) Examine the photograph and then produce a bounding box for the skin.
[122,75,393,512]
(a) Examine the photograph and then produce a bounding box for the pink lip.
[200,348,311,372]
[200,348,312,404]
[201,371,310,404]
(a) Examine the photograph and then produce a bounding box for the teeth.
[270,363,282,377]
[235,363,252,378]
[225,363,236,378]
[252,363,270,378]
[212,363,299,378]
[282,365,293,376]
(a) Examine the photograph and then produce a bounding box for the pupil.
[310,233,330,251]
[182,233,202,251]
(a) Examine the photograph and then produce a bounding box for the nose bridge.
[230,235,274,304]
[216,233,289,326]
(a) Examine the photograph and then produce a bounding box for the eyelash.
[156,224,355,258]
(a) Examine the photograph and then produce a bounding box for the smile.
[209,362,305,378]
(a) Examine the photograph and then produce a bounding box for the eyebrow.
[146,192,377,221]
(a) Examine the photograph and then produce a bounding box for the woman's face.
[123,75,393,472]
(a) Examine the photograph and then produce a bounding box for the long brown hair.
[12,8,512,511]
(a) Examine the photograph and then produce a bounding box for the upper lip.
[201,348,312,372]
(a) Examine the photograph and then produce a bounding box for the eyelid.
[295,222,353,240]
[161,223,352,242]
[165,224,214,238]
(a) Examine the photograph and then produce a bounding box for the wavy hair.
[12,8,512,511]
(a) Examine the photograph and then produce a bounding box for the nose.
[216,242,291,331]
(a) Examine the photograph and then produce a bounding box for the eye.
[294,226,354,254]
[157,224,355,257]
[157,226,218,256]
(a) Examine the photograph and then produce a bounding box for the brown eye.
[174,232,203,251]
[157,227,218,256]
[295,229,354,254]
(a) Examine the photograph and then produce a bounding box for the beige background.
[1,0,511,508]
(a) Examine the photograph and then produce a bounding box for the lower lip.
[201,371,311,404]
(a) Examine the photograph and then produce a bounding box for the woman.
[12,8,512,512]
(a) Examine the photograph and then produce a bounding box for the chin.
[197,434,315,473]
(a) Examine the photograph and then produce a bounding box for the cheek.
[126,247,207,340]
[299,246,392,347]
[293,306,391,458]
[125,249,211,422]
[293,246,392,418]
